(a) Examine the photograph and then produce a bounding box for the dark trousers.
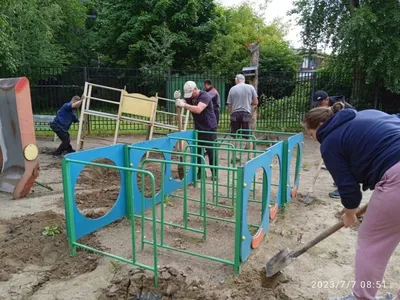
[215,110,220,125]
[50,122,74,155]
[197,131,217,176]
[230,111,251,138]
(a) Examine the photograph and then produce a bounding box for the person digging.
[175,81,218,180]
[303,102,400,300]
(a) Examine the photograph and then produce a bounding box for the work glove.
[175,99,186,108]
[173,90,181,99]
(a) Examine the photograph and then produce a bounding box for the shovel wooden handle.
[308,158,324,193]
[292,204,368,258]
[177,107,183,151]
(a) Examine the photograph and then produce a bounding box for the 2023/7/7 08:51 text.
[311,281,387,289]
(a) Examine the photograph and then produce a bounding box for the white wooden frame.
[76,82,190,150]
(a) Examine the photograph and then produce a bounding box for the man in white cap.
[226,74,258,152]
[175,81,217,180]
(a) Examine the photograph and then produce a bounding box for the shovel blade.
[266,247,295,277]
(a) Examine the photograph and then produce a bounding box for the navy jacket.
[317,109,400,209]
[53,102,79,132]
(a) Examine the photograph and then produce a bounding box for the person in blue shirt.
[312,90,355,199]
[50,95,83,158]
[303,102,400,300]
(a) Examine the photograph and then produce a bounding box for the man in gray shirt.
[227,74,258,138]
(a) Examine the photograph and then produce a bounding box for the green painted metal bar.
[249,199,262,204]
[123,145,133,220]
[183,153,189,229]
[139,157,236,172]
[193,130,198,187]
[281,141,289,207]
[227,145,231,198]
[160,162,165,246]
[73,242,159,286]
[61,159,76,256]
[196,129,256,140]
[201,165,207,239]
[171,193,234,210]
[140,170,146,251]
[143,241,235,266]
[234,167,243,274]
[146,173,159,286]
[64,158,159,173]
[237,129,298,136]
[188,212,235,224]
[134,214,204,234]
[213,147,219,205]
[124,145,137,264]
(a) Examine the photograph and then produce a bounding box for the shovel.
[174,90,185,180]
[302,158,324,205]
[266,203,368,277]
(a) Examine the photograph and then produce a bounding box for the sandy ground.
[0,133,399,300]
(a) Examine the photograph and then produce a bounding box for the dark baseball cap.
[312,90,329,106]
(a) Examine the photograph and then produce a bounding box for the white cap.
[184,81,197,98]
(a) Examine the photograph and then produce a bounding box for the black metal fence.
[1,66,399,133]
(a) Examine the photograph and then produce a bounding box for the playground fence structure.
[61,129,303,287]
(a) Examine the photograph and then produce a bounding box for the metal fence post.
[310,72,316,108]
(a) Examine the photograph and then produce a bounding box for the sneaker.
[328,293,356,300]
[379,292,396,300]
[329,189,340,199]
[329,292,395,300]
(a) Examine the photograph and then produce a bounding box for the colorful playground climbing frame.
[61,129,303,287]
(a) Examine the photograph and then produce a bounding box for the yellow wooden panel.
[121,92,157,118]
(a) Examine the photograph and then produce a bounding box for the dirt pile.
[99,266,292,300]
[77,158,121,188]
[0,210,102,281]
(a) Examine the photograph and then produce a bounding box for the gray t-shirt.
[227,83,258,114]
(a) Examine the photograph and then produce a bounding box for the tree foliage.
[0,0,86,73]
[1,0,298,80]
[200,4,297,75]
[291,0,400,92]
[0,0,14,72]
[94,0,219,70]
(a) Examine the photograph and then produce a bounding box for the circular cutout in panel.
[75,158,120,219]
[136,151,165,198]
[247,167,268,237]
[270,154,281,206]
[290,143,301,189]
[171,140,191,180]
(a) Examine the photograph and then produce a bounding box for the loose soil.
[98,266,285,300]
[0,210,101,281]
[1,135,399,300]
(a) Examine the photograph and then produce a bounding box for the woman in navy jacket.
[303,102,400,300]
